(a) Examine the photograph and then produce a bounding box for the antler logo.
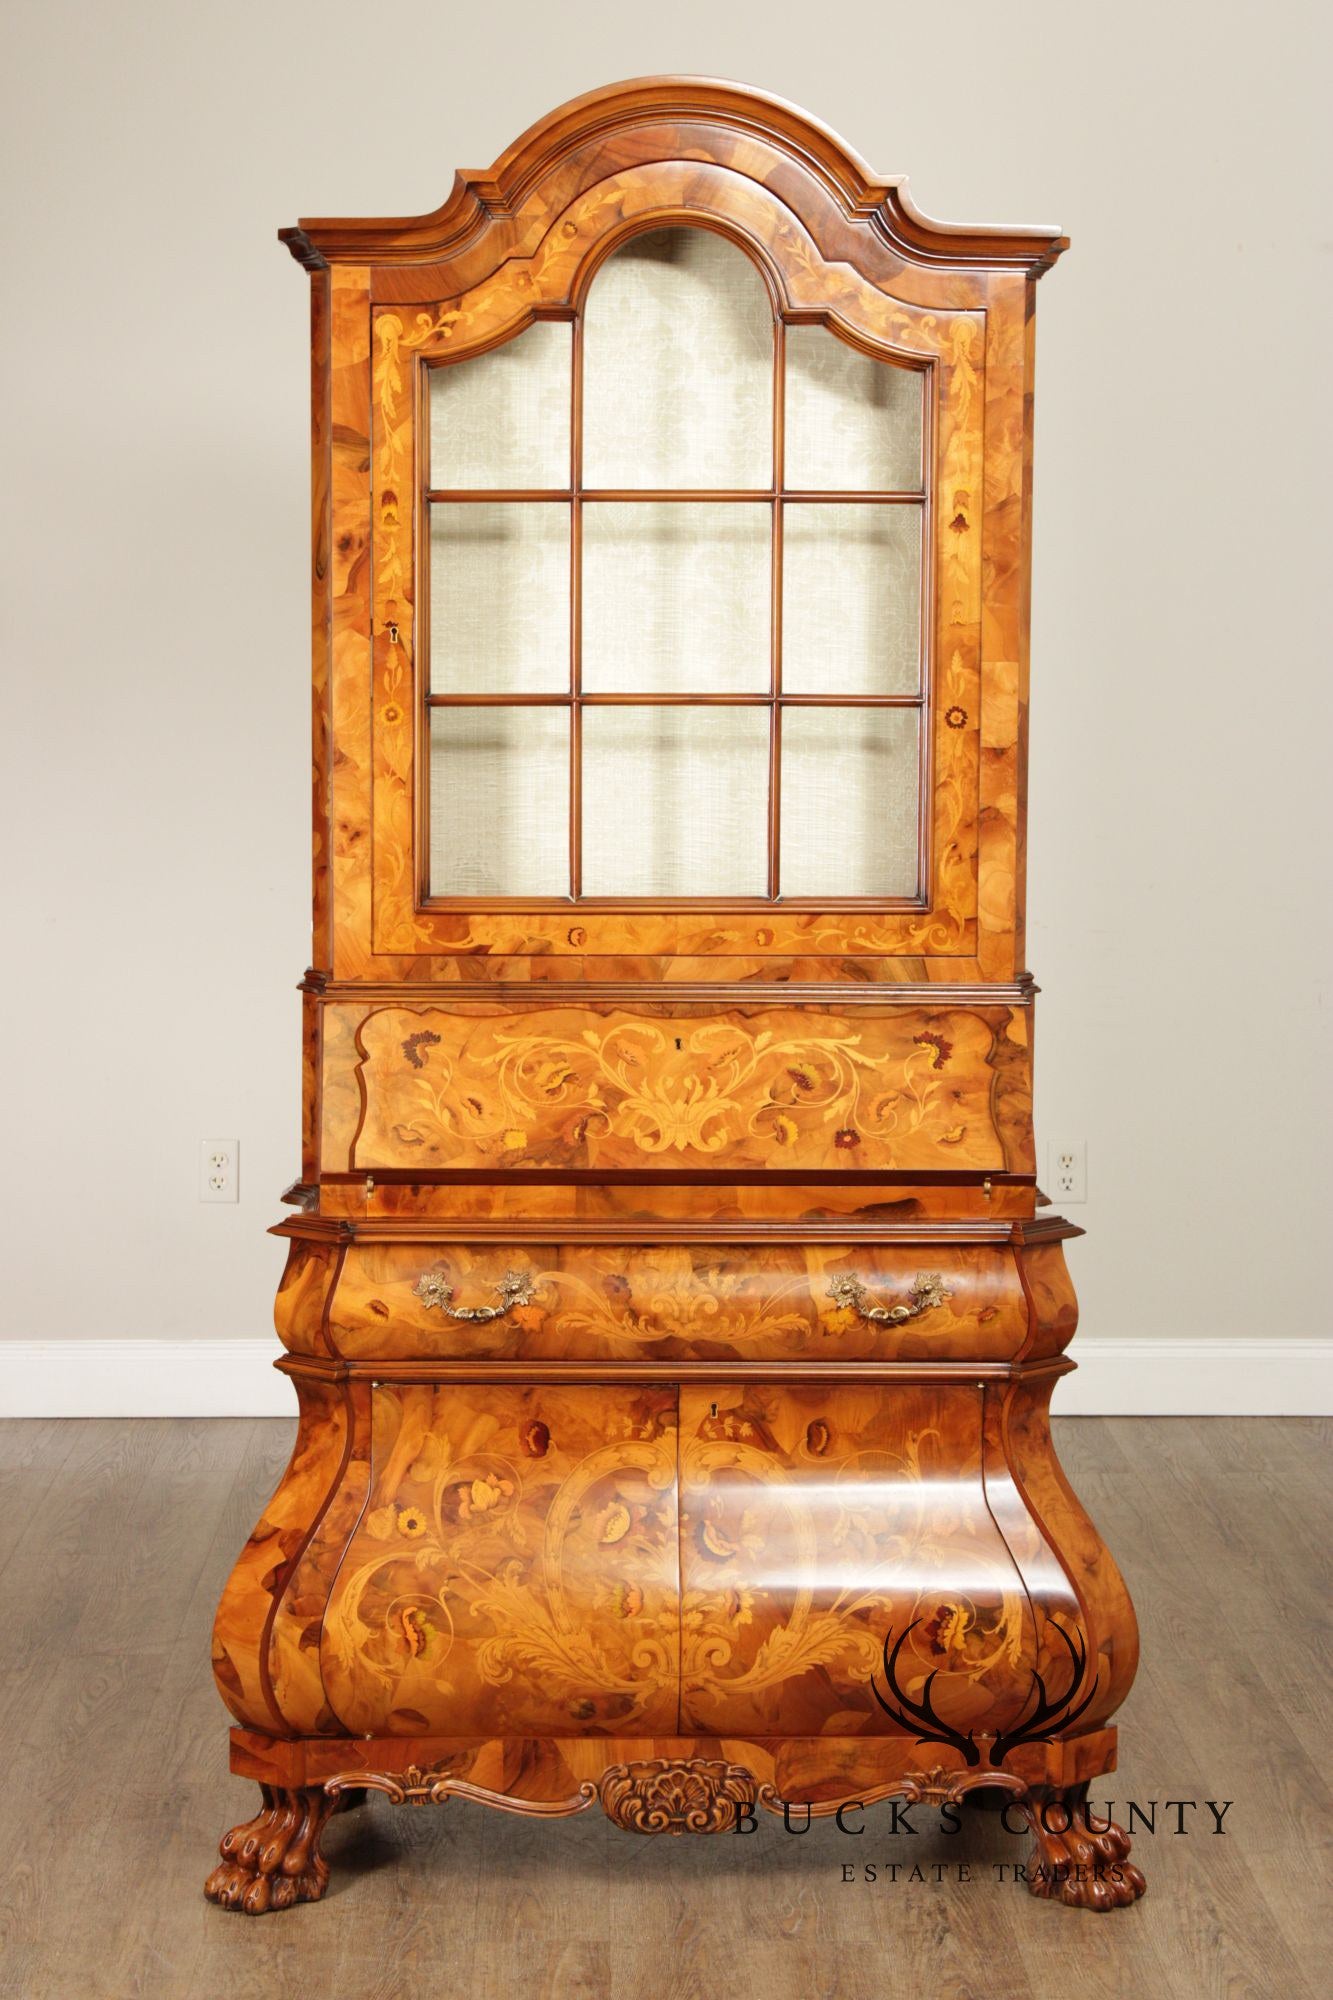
[870,1616,1100,1767]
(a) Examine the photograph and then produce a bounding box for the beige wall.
[2,0,1328,1351]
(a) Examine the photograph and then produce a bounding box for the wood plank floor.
[0,1416,1327,1999]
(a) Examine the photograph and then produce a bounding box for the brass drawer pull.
[414,1270,536,1323]
[828,1272,952,1324]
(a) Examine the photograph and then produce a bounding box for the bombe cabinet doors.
[678,1382,1076,1738]
[320,1384,680,1738]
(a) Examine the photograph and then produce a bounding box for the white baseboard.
[1,1337,1329,1418]
[1,1340,292,1418]
[1048,1339,1332,1416]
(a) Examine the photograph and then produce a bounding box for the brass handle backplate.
[414,1269,536,1323]
[827,1272,952,1325]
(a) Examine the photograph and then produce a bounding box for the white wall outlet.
[1048,1140,1087,1205]
[200,1138,239,1203]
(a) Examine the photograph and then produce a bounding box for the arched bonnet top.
[280,76,1067,279]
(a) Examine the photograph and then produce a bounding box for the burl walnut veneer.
[206,77,1143,1917]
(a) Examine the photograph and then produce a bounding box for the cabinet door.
[678,1384,1032,1736]
[321,1383,679,1737]
[366,191,991,966]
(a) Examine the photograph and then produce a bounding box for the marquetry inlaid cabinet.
[206,78,1144,1916]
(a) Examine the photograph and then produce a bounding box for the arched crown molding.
[280,76,1068,278]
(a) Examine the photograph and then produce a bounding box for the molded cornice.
[280,76,1068,276]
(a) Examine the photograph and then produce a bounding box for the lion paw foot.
[1025,1798,1146,1912]
[205,1784,334,1915]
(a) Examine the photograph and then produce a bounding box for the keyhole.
[674,1038,683,1051]
[709,1402,718,1419]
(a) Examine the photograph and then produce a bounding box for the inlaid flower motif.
[598,1502,632,1545]
[913,1031,953,1070]
[921,1602,967,1654]
[945,705,967,730]
[399,1606,432,1656]
[805,1419,832,1457]
[611,1581,645,1619]
[397,1506,427,1538]
[833,1127,861,1149]
[697,1519,739,1562]
[519,1419,550,1458]
[456,1474,513,1520]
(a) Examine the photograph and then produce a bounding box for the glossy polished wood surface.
[207,77,1143,1919]
[275,1231,1077,1363]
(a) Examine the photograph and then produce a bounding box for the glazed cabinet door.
[364,189,990,967]
[321,1383,680,1737]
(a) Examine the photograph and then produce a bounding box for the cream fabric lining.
[581,705,770,897]
[430,504,570,693]
[429,707,569,896]
[429,321,571,489]
[780,707,919,897]
[582,230,773,489]
[782,504,921,694]
[582,503,770,692]
[784,327,923,491]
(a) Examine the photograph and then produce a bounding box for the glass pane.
[582,503,770,693]
[784,329,922,491]
[782,504,921,694]
[430,504,569,693]
[779,707,919,897]
[581,706,769,896]
[582,228,772,489]
[429,321,571,489]
[429,707,569,896]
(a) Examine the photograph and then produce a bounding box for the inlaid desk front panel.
[318,1000,1033,1177]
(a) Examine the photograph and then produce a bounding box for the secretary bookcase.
[206,78,1144,1915]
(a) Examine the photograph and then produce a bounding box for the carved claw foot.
[204,1783,336,1915]
[1022,1789,1147,1911]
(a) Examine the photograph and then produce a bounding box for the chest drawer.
[297,1236,1071,1364]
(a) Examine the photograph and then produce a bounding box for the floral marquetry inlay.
[320,1384,681,1738]
[339,1004,1022,1173]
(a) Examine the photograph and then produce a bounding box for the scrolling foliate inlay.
[344,1004,1014,1173]
[677,1384,1033,1736]
[320,1384,681,1738]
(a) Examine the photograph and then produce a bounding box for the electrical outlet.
[1048,1140,1087,1205]
[200,1138,239,1203]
